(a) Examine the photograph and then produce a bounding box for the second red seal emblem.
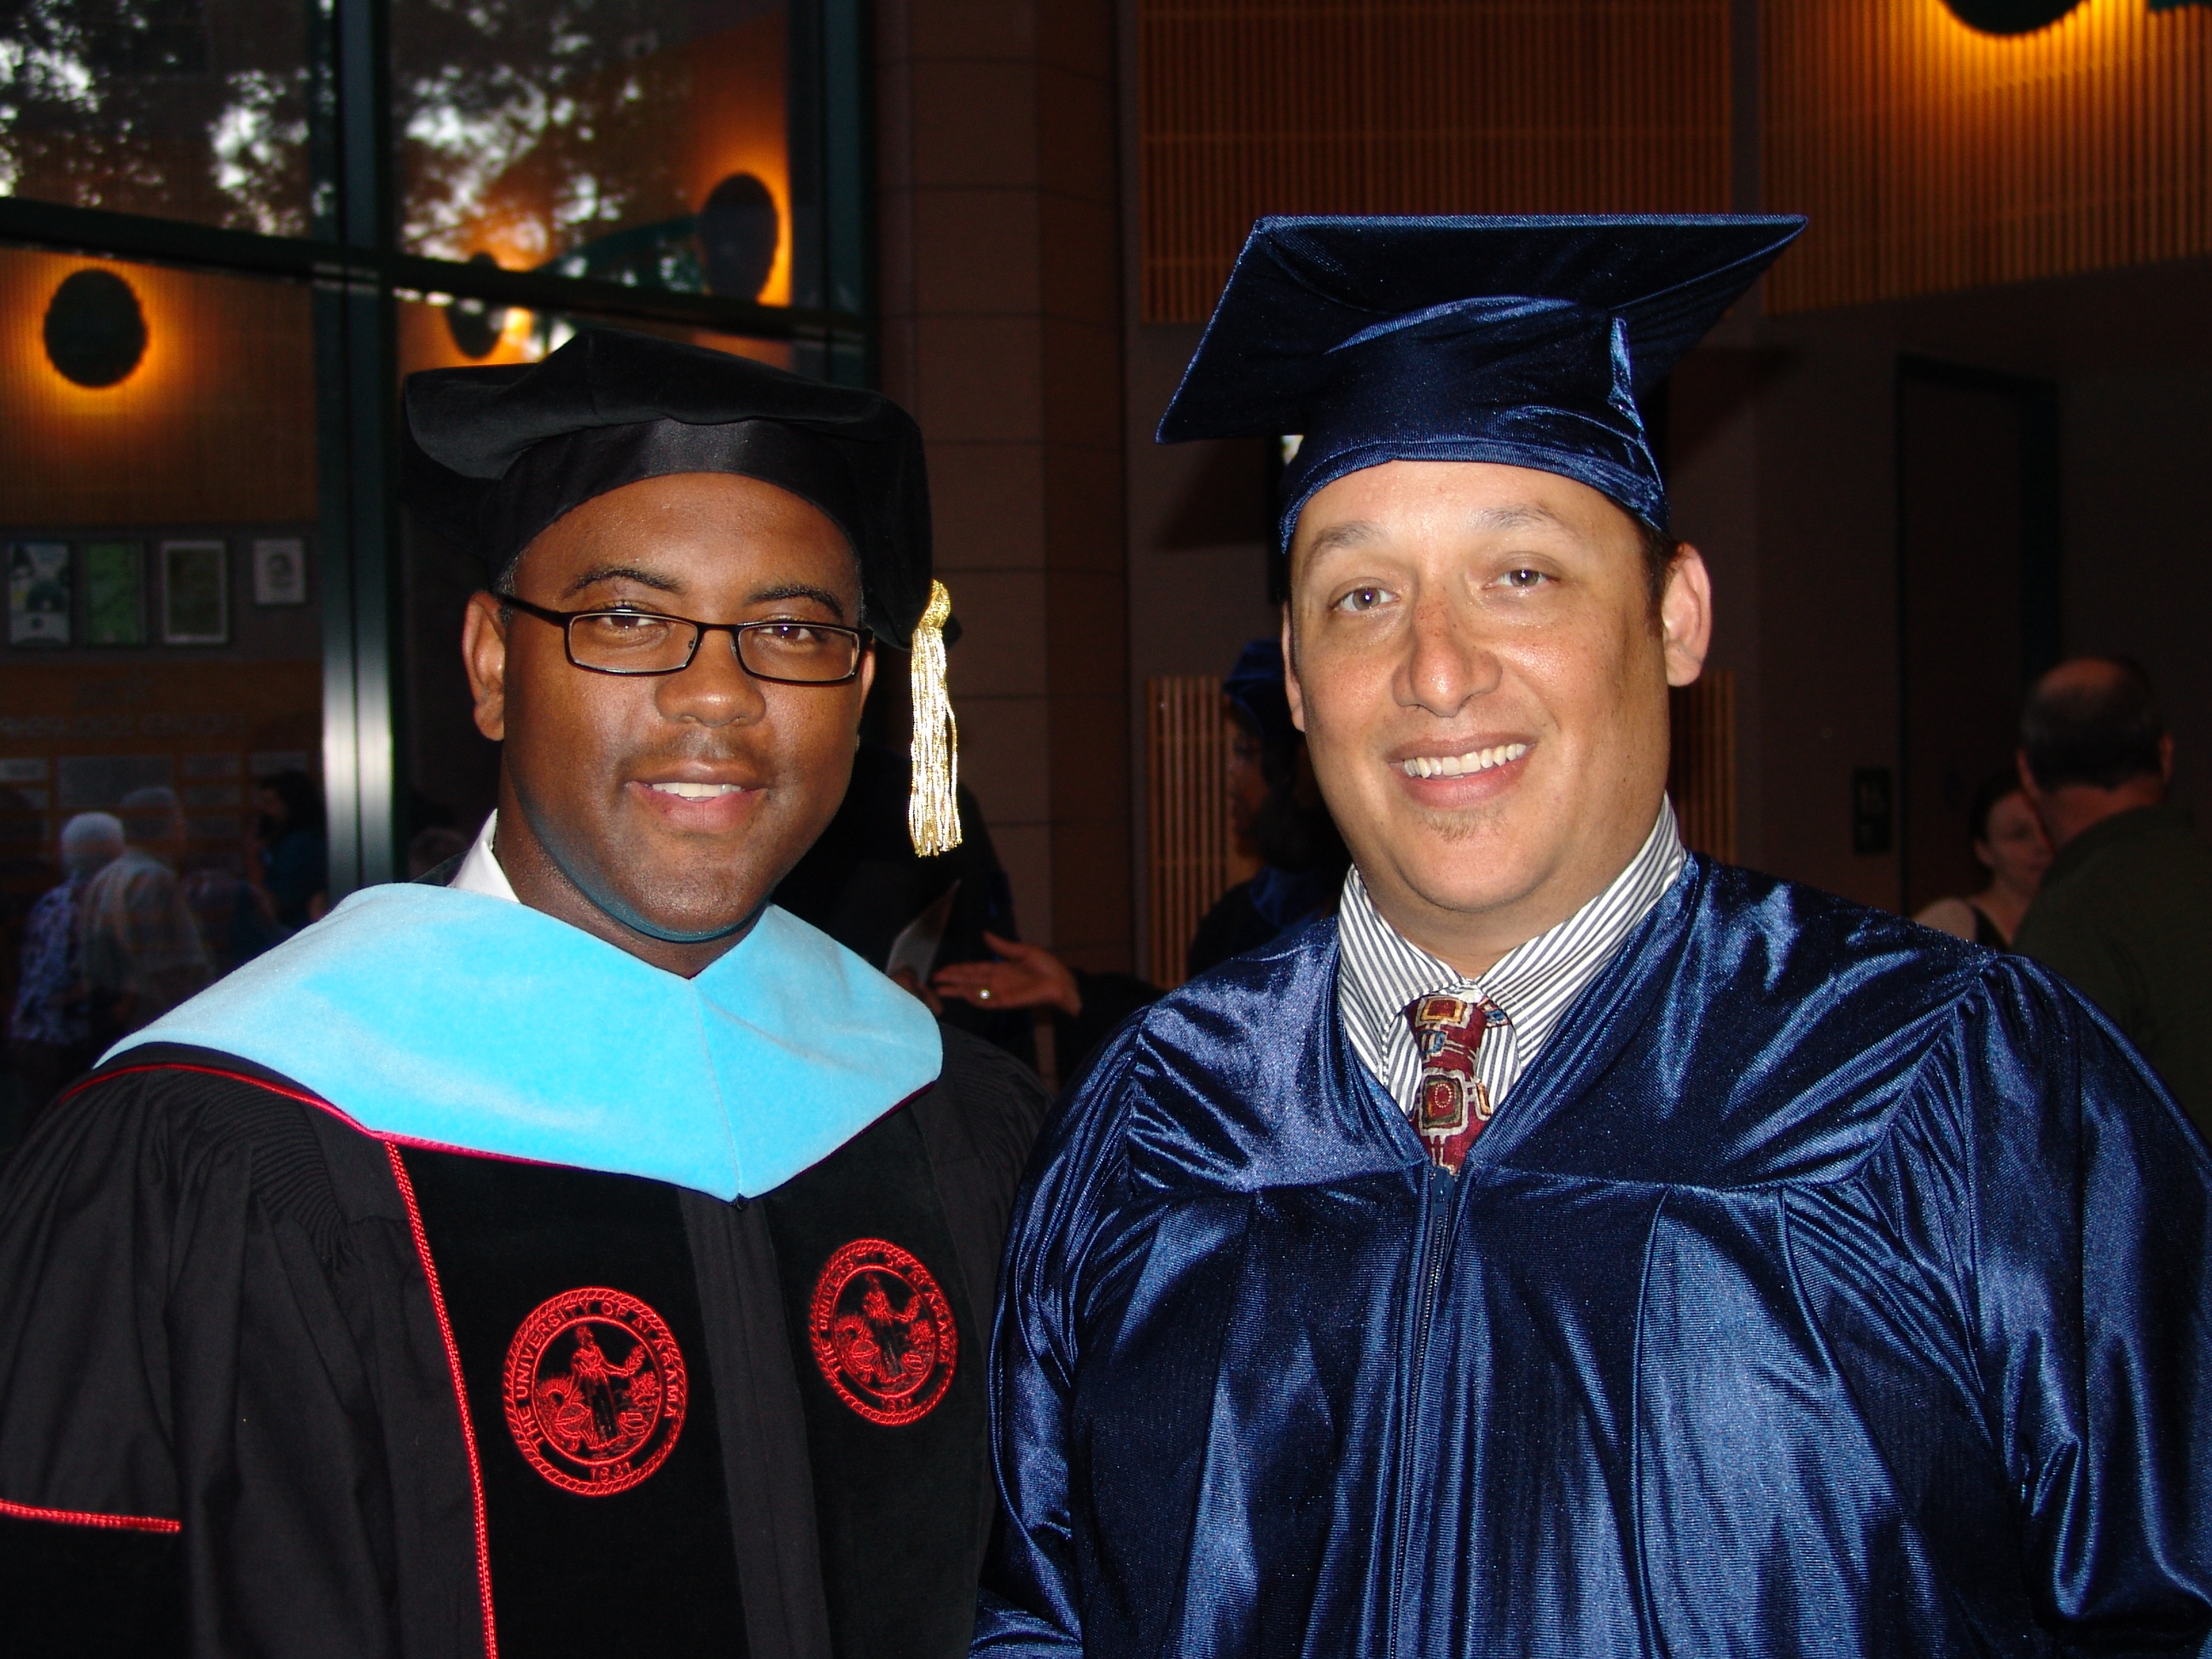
[503,1286,688,1495]
[808,1238,958,1425]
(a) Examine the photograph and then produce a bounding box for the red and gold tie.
[1406,992,1507,1173]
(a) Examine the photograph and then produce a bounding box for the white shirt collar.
[449,811,520,904]
[1336,799,1686,1118]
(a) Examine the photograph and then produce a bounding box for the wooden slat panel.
[1764,0,2212,313]
[1139,0,1734,323]
[1146,674,1240,987]
[1668,668,1737,864]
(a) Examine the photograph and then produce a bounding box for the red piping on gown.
[0,1496,182,1533]
[61,1062,503,1657]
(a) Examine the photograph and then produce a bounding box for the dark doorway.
[1895,358,2061,915]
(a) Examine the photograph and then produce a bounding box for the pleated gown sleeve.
[971,1033,1145,1659]
[0,1060,483,1659]
[1960,959,2212,1642]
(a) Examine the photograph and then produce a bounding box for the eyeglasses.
[501,595,869,684]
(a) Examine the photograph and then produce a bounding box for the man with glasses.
[0,329,1045,1658]
[976,218,2212,1656]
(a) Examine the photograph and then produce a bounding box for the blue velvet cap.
[1222,637,1294,756]
[1156,215,1805,545]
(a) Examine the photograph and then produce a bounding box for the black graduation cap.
[1156,214,1806,544]
[402,326,936,642]
[401,326,963,853]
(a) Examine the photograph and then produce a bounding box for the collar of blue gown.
[106,883,944,1201]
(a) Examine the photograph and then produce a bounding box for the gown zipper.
[1386,1167,1454,1659]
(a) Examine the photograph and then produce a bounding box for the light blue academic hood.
[112,883,943,1201]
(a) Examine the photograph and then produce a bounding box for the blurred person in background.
[1193,637,1352,963]
[1912,768,2051,947]
[182,821,283,980]
[7,812,123,1118]
[932,637,1349,1077]
[2013,655,2212,1132]
[777,736,1036,1064]
[79,787,209,1044]
[253,767,329,928]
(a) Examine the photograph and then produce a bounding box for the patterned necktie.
[1406,992,1509,1173]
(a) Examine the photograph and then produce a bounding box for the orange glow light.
[0,245,317,525]
[687,12,792,309]
[1763,0,2212,311]
[16,254,183,415]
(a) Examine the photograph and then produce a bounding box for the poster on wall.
[161,540,229,645]
[7,541,72,647]
[252,538,307,606]
[84,540,146,645]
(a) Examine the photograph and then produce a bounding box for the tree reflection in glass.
[0,0,791,304]
[393,0,790,300]
[0,0,315,234]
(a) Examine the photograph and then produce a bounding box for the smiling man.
[0,330,1044,1659]
[975,218,2212,1657]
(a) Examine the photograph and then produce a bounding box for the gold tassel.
[907,579,963,855]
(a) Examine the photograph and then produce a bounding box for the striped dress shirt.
[1336,799,1686,1121]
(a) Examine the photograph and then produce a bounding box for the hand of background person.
[932,932,1083,1017]
[888,965,945,1016]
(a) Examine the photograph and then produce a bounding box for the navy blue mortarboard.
[1156,215,1805,547]
[1222,637,1295,758]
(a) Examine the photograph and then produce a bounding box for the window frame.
[0,0,874,894]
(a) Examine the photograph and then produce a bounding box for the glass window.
[0,244,325,1080]
[0,1,868,1135]
[0,0,319,235]
[0,0,866,934]
[392,0,791,302]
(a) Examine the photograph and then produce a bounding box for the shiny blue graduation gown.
[974,858,2212,1656]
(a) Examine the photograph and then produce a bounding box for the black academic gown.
[0,999,1043,1659]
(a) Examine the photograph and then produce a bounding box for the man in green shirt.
[2014,655,2212,1132]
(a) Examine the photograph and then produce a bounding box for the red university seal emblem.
[503,1286,687,1495]
[807,1238,958,1426]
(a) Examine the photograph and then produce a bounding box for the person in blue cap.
[974,216,2212,1656]
[1197,636,1351,961]
[931,636,1348,1074]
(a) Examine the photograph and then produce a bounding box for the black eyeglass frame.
[499,594,871,684]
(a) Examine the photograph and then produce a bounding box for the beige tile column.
[876,1,1132,971]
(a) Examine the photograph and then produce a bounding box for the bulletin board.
[0,658,322,862]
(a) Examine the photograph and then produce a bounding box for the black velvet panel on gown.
[761,1107,990,1659]
[399,1150,748,1659]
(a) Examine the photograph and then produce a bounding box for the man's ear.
[462,592,511,742]
[2161,732,2175,783]
[1279,604,1306,733]
[1660,544,1714,689]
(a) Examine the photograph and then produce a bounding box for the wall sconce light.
[44,267,148,387]
[446,252,511,359]
[697,173,780,301]
[1941,0,2083,32]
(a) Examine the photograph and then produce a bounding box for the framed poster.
[253,538,307,606]
[7,541,71,646]
[84,540,146,645]
[161,540,230,645]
